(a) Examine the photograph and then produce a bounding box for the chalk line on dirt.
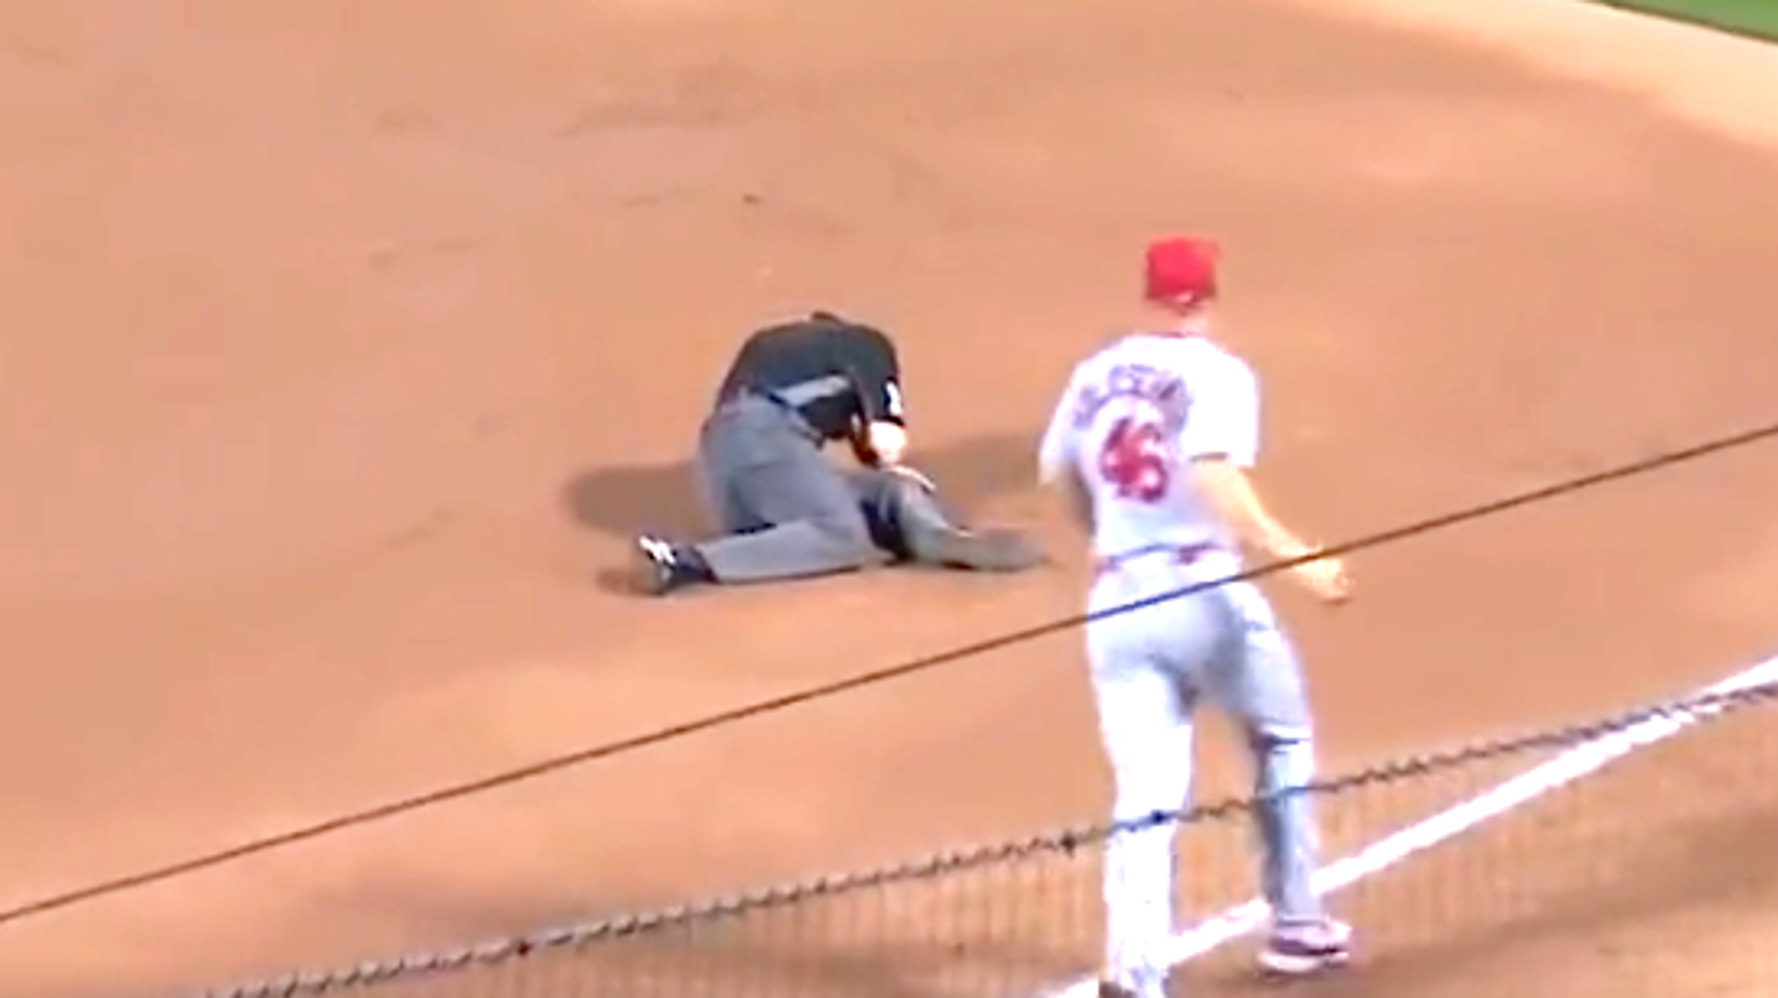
[1034,654,1778,997]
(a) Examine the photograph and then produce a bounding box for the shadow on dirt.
[560,430,1039,542]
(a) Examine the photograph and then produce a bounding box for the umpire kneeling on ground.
[631,310,1044,595]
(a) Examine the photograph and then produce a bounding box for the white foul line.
[1036,655,1778,998]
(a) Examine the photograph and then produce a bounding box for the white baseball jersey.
[1037,333,1260,560]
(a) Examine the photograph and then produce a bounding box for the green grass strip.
[1590,0,1778,41]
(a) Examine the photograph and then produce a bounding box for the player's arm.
[1189,458,1349,603]
[1060,468,1095,536]
[1036,383,1074,487]
[1187,459,1315,562]
[1181,360,1350,602]
[1036,374,1094,535]
[847,326,909,465]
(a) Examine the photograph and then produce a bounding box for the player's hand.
[863,420,908,465]
[849,430,881,467]
[1290,552,1352,605]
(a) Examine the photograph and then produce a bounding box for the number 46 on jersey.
[1097,416,1170,503]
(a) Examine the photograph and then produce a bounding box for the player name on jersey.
[1067,361,1191,434]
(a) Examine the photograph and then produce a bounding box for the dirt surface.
[2,0,1777,995]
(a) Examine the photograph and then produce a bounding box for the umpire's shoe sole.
[929,527,1044,572]
[631,536,683,596]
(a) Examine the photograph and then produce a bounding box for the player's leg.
[1206,581,1350,974]
[634,399,886,593]
[1091,662,1192,998]
[846,466,1043,572]
[665,399,890,588]
[701,453,885,581]
[1086,583,1216,998]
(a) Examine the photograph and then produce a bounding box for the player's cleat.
[1257,917,1353,976]
[631,536,711,595]
[927,526,1044,572]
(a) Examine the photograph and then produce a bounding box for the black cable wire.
[4,417,1776,930]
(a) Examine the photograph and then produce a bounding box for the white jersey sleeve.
[1176,349,1260,468]
[1037,368,1081,485]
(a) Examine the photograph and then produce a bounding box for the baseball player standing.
[1037,238,1353,998]
[632,310,1043,595]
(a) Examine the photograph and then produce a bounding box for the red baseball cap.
[1143,236,1221,305]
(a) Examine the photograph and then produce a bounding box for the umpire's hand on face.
[862,420,907,465]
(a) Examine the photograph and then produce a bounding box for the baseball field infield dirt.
[1,0,1775,994]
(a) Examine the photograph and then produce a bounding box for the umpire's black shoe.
[928,527,1044,572]
[632,536,712,595]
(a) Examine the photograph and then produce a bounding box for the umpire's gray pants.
[689,396,887,583]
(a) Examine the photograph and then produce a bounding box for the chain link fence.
[191,676,1778,998]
